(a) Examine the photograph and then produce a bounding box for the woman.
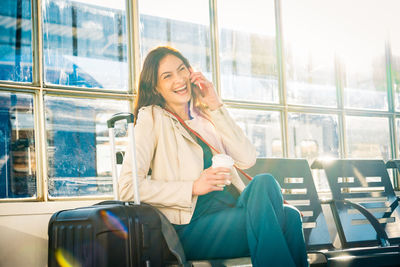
[119,46,308,266]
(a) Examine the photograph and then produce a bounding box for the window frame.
[0,0,398,203]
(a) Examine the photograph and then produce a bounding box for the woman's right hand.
[192,167,232,196]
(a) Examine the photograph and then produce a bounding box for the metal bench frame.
[244,158,400,267]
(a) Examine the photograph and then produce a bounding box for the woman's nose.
[175,72,187,83]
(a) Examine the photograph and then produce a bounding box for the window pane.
[228,108,282,158]
[390,1,400,110]
[342,49,387,110]
[282,0,336,107]
[0,0,32,83]
[396,119,400,157]
[42,0,128,90]
[0,92,36,198]
[288,113,339,192]
[338,1,387,110]
[218,0,278,103]
[288,113,339,160]
[393,41,400,110]
[139,0,211,77]
[45,96,129,197]
[346,116,390,160]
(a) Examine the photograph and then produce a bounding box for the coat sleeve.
[118,106,194,209]
[209,105,257,169]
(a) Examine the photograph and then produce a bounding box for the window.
[218,0,278,103]
[42,0,128,90]
[139,0,212,78]
[391,12,400,111]
[45,96,128,197]
[281,0,337,107]
[0,92,36,198]
[1,0,400,200]
[286,112,340,192]
[288,113,339,160]
[228,108,282,158]
[338,1,387,110]
[346,116,390,160]
[393,44,400,110]
[0,0,32,83]
[342,47,387,110]
[396,119,400,157]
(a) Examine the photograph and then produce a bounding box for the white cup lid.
[212,154,234,168]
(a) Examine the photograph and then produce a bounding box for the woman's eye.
[163,74,171,79]
[179,66,186,72]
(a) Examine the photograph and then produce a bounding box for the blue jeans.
[174,174,308,267]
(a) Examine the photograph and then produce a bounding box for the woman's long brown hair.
[134,46,207,123]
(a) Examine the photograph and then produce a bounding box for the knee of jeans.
[284,205,302,224]
[252,173,280,189]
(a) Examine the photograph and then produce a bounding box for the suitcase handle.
[107,112,134,128]
[107,112,140,204]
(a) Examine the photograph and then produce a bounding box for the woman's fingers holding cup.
[212,167,231,173]
[213,175,229,184]
[193,169,225,195]
[211,170,231,188]
[195,166,231,192]
[203,168,227,183]
[225,175,232,185]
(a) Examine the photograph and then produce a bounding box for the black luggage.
[48,113,184,267]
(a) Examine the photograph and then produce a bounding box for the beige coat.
[118,104,257,224]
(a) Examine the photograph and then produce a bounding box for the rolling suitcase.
[48,113,186,267]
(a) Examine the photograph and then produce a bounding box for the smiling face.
[156,54,192,114]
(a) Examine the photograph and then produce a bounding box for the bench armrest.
[338,199,390,247]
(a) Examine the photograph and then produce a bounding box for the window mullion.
[335,54,346,158]
[274,0,288,157]
[126,0,140,99]
[386,41,397,159]
[32,0,48,201]
[31,0,43,88]
[386,41,399,189]
[209,0,221,96]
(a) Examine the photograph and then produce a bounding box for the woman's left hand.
[189,67,223,110]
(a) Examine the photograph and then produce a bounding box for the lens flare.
[55,248,81,267]
[100,210,128,239]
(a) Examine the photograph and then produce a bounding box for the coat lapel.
[164,110,197,144]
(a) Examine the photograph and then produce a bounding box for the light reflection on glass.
[0,92,36,199]
[218,0,278,103]
[282,0,336,107]
[45,96,129,197]
[42,0,128,89]
[0,0,33,82]
[288,113,339,161]
[395,119,400,159]
[346,116,390,161]
[331,0,387,110]
[390,0,400,111]
[288,113,339,192]
[228,108,282,158]
[100,210,128,239]
[138,0,212,81]
[55,248,81,267]
[341,46,387,110]
[282,0,392,109]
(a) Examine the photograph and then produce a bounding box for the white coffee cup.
[212,154,234,187]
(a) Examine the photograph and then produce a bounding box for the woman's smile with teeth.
[174,85,187,94]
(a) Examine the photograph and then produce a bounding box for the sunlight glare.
[55,248,81,267]
[140,0,209,25]
[100,210,128,239]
